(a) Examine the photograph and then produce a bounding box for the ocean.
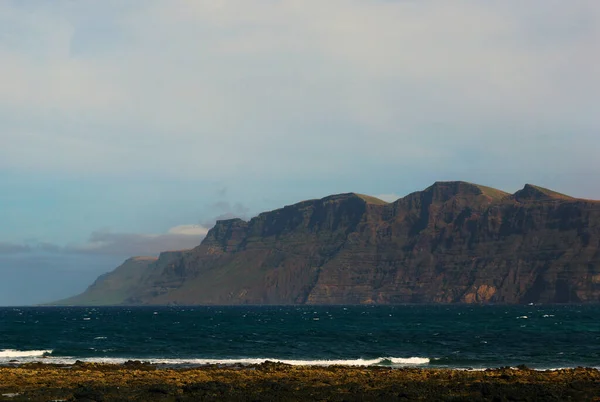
[1,305,598,370]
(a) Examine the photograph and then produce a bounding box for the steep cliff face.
[60,182,600,305]
[131,194,371,305]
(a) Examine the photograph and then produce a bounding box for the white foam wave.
[0,349,52,358]
[389,357,431,365]
[1,354,597,372]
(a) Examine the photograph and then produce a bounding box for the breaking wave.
[0,349,52,358]
[1,354,429,367]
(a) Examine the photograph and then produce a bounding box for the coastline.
[1,361,599,401]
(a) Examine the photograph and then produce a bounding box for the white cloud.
[2,224,209,257]
[65,224,209,256]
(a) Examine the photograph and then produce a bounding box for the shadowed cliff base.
[53,181,600,306]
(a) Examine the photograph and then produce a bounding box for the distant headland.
[52,181,600,306]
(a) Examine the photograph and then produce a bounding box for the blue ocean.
[1,305,599,370]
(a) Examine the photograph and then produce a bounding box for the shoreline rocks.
[0,362,598,401]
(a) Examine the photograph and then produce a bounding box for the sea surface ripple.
[1,305,599,370]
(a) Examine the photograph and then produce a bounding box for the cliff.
[58,181,600,305]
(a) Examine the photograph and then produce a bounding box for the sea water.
[1,305,599,370]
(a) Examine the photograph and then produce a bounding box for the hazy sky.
[1,1,599,305]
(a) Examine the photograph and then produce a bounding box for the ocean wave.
[0,349,52,358]
[1,354,598,371]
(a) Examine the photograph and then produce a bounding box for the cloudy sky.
[1,0,599,305]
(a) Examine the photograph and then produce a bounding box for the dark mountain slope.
[52,257,158,306]
[56,182,600,305]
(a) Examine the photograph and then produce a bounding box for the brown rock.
[57,181,600,305]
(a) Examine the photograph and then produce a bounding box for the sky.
[1,0,599,305]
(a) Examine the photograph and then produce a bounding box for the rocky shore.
[0,361,599,401]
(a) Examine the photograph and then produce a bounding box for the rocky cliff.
[58,181,600,305]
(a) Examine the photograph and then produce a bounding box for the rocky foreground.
[0,362,599,401]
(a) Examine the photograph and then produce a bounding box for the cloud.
[0,242,31,254]
[0,0,598,183]
[0,224,209,257]
[36,242,63,253]
[65,224,210,256]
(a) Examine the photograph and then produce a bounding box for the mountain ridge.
[53,181,600,306]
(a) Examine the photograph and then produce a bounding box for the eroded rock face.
[62,182,600,305]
